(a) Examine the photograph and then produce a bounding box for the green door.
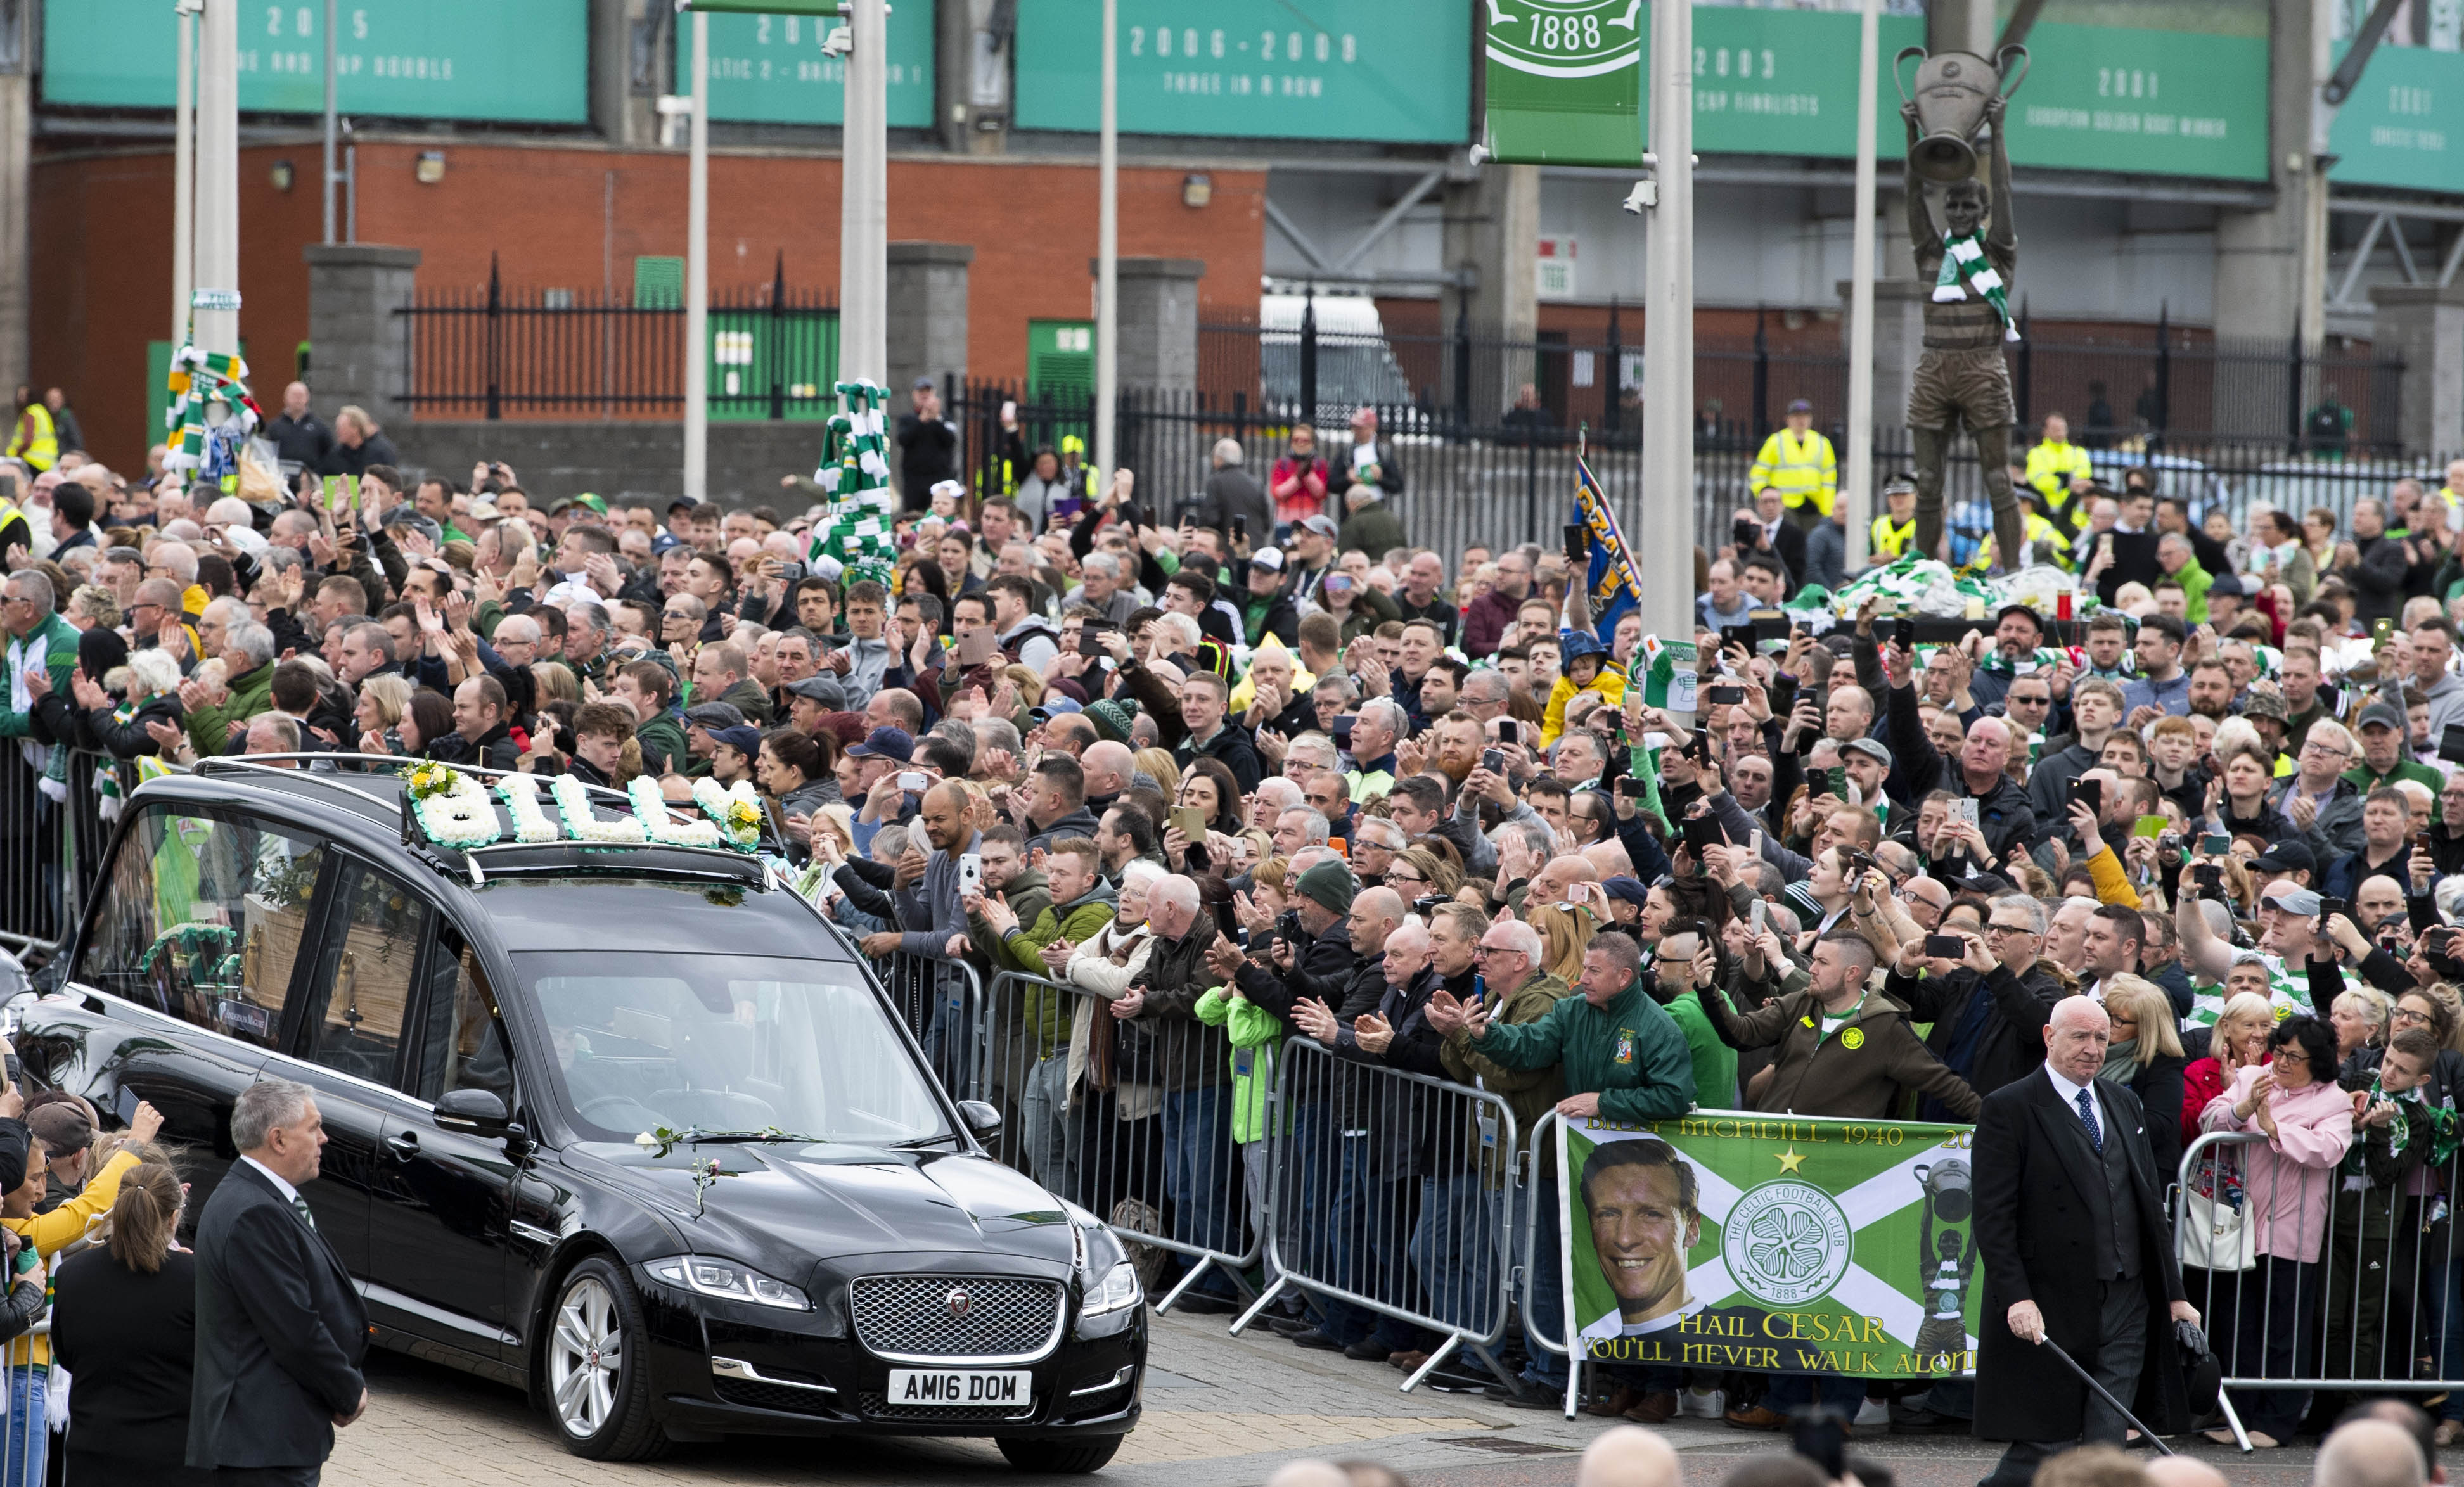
[707,309,840,422]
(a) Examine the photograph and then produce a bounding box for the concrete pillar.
[591,0,664,149]
[2370,283,2464,456]
[1107,257,1203,393]
[2213,0,2327,435]
[1844,278,1930,454]
[304,245,420,428]
[1440,163,1541,421]
[887,242,973,404]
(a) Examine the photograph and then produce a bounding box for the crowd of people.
[6,385,2464,1474]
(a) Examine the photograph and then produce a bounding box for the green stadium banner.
[1563,1113,1984,1379]
[2001,21,2269,181]
[2328,41,2464,193]
[1680,6,1923,161]
[680,1,937,127]
[1014,0,1472,145]
[40,0,589,125]
[1481,0,1643,167]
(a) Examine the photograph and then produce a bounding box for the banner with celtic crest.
[1560,1112,1981,1379]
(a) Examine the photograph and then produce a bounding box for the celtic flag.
[805,378,899,589]
[1562,1113,1982,1380]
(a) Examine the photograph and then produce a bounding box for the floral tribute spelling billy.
[404,763,765,854]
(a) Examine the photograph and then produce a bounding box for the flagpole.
[1843,0,1881,570]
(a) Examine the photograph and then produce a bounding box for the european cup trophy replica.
[1911,1158,1979,1367]
[1895,45,2029,573]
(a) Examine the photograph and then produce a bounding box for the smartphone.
[1613,776,1643,798]
[1749,829,1764,857]
[1732,516,1759,551]
[958,852,983,897]
[2419,830,2436,857]
[1231,514,1246,541]
[2375,617,2396,643]
[1169,805,1210,840]
[1565,523,1589,565]
[1482,748,1505,775]
[1498,719,1519,746]
[1949,798,1979,829]
[1721,625,1755,659]
[2193,862,2224,893]
[2199,832,2231,855]
[1333,713,1356,748]
[2131,814,2169,839]
[2321,896,2350,924]
[1749,898,1767,935]
[1892,617,1917,650]
[775,559,808,585]
[2070,777,2103,814]
[2440,724,2464,765]
[1681,814,1728,853]
[897,770,928,794]
[958,627,999,666]
[1706,684,1748,706]
[1924,934,1967,959]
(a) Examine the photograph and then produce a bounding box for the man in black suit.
[1972,996,2200,1486]
[188,1079,369,1486]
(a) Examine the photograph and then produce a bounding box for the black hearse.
[13,758,1143,1468]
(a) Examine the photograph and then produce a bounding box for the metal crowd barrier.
[1241,1036,1524,1393]
[973,971,1259,1316]
[2177,1125,2462,1453]
[869,952,983,1097]
[1,747,135,960]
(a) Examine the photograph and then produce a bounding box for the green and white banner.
[1481,0,1645,167]
[1562,1112,1982,1379]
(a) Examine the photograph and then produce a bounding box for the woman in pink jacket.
[2198,1014,2354,1448]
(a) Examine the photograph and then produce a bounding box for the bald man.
[1973,997,2198,1485]
[2143,1458,2230,1487]
[1081,739,1136,806]
[1575,1425,1681,1487]
[2314,1418,2429,1487]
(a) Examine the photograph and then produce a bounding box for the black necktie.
[2075,1088,2103,1155]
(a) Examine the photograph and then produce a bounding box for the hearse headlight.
[647,1254,811,1311]
[1082,1261,1142,1317]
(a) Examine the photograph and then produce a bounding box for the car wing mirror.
[435,1087,511,1135]
[956,1099,1002,1146]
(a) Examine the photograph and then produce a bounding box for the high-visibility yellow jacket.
[1966,509,2072,575]
[2024,438,2095,528]
[1871,512,1918,560]
[6,402,55,471]
[1749,428,1837,515]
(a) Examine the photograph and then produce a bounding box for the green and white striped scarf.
[1933,228,2019,343]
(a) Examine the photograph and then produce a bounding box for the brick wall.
[32,139,1266,472]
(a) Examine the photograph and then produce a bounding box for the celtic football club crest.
[1484,0,1642,79]
[1723,1180,1854,1308]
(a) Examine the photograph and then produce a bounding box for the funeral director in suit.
[189,1079,370,1485]
[1971,996,2200,1487]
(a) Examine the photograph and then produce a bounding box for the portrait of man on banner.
[1579,1135,1705,1339]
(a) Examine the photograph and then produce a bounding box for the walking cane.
[2038,1337,2176,1457]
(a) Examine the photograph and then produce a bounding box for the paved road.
[335,1308,2342,1487]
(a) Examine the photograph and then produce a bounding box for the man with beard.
[2185,659,2235,724]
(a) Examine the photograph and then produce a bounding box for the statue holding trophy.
[1896,46,2029,573]
[1912,1158,1979,1369]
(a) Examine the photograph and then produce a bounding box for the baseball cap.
[1030,698,1086,723]
[683,701,746,731]
[912,376,936,392]
[2356,702,2406,732]
[847,726,914,762]
[1842,737,1893,769]
[667,495,700,514]
[1994,603,2044,634]
[466,497,500,521]
[2248,841,2316,877]
[1250,546,1285,572]
[1601,877,1651,910]
[1300,515,1338,539]
[1787,398,1813,414]
[708,725,764,759]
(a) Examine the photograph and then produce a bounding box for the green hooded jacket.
[1195,986,1285,1144]
[991,878,1119,1056]
[185,660,273,757]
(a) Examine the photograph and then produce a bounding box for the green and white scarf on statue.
[1933,227,2019,343]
